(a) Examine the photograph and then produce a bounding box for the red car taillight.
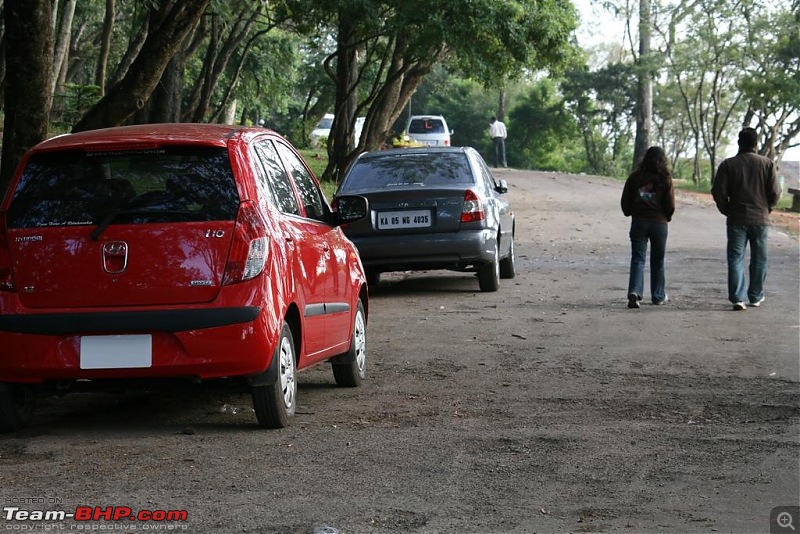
[222,201,269,286]
[460,189,485,223]
[0,211,15,292]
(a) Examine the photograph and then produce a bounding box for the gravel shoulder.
[1,169,798,534]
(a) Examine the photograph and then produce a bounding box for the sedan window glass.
[341,152,473,191]
[7,147,239,228]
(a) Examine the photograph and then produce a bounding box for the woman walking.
[621,146,676,308]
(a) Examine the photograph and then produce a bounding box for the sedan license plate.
[377,210,431,229]
[80,334,153,369]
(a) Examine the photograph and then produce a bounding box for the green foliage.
[561,62,637,175]
[445,0,580,81]
[507,79,584,172]
[50,84,103,133]
[14,0,796,187]
[738,7,800,159]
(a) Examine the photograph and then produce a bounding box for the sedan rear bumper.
[349,228,496,271]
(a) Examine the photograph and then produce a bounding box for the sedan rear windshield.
[7,147,239,229]
[341,152,473,191]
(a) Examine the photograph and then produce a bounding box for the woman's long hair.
[635,146,672,186]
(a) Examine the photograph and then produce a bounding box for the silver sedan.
[335,147,515,291]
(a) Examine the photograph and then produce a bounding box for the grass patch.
[299,148,328,178]
[299,148,338,200]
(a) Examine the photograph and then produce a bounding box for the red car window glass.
[7,147,238,228]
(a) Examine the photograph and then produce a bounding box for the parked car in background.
[309,114,365,147]
[402,115,452,147]
[0,123,370,431]
[309,113,334,147]
[334,146,515,291]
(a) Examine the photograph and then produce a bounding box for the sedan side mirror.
[495,179,509,194]
[333,195,369,226]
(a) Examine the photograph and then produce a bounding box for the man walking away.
[489,117,507,168]
[711,127,781,311]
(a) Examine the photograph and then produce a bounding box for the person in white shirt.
[489,117,507,167]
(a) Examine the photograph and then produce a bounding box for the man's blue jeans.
[628,218,668,303]
[726,224,769,304]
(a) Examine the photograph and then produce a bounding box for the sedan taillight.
[0,211,15,292]
[223,201,269,285]
[460,189,485,223]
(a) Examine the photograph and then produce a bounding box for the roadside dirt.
[1,169,798,534]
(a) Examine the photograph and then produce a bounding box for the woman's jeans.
[726,224,769,304]
[628,218,668,302]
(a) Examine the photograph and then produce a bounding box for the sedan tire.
[478,241,501,292]
[252,323,296,428]
[499,235,516,279]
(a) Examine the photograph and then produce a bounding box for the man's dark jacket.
[712,150,781,226]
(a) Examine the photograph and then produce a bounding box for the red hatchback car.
[0,124,369,431]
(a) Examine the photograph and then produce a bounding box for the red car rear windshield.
[7,147,239,228]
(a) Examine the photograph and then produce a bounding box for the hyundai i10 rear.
[0,124,368,431]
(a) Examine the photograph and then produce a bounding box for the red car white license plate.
[80,335,153,369]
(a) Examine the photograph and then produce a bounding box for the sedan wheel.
[478,241,500,292]
[252,323,296,428]
[0,383,36,432]
[499,235,516,279]
[332,299,367,387]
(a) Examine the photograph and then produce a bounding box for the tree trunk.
[0,0,54,195]
[72,0,209,133]
[632,0,652,169]
[107,15,149,88]
[51,0,76,95]
[148,55,184,122]
[189,6,261,123]
[95,0,115,95]
[326,14,360,184]
[189,12,219,122]
[0,27,7,95]
[693,132,701,185]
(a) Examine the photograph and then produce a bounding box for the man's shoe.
[749,296,765,307]
[733,302,746,311]
[628,294,641,309]
[653,295,669,305]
